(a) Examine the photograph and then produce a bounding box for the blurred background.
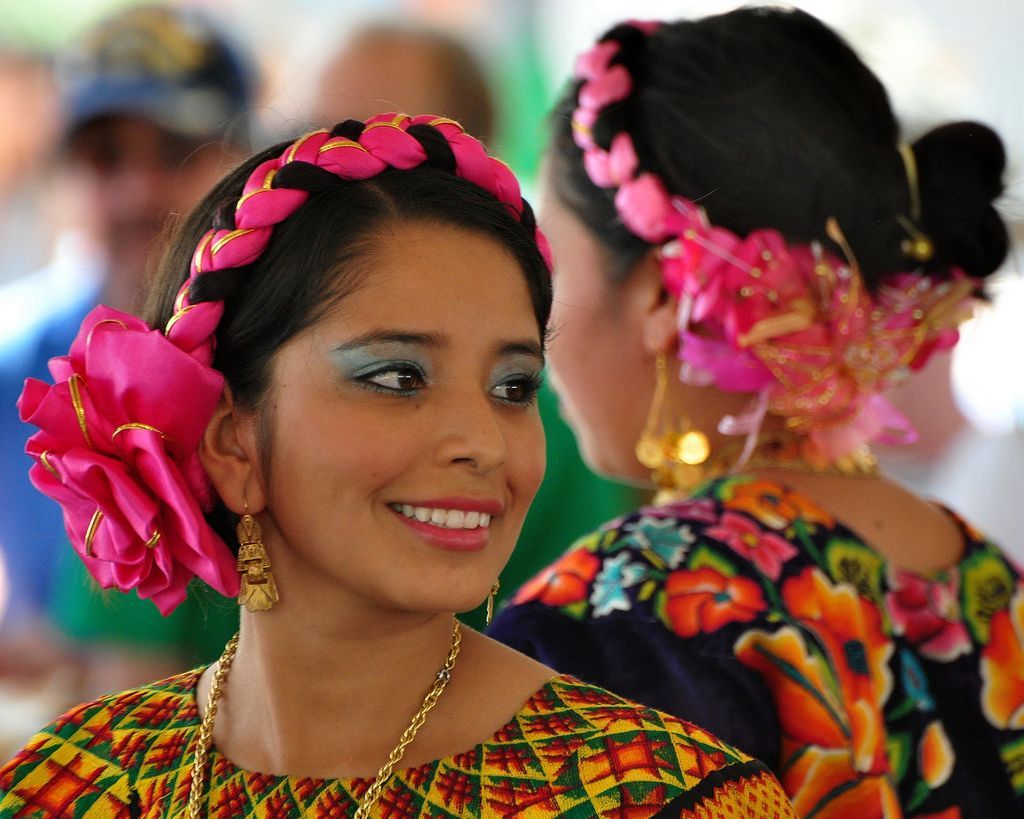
[2,0,1020,419]
[0,0,1021,755]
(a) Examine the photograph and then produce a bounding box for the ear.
[198,386,266,515]
[628,249,679,357]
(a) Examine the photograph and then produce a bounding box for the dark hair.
[548,6,1008,289]
[147,120,551,542]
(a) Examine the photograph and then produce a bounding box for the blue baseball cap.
[58,4,255,145]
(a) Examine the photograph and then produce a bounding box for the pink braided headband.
[572,23,975,462]
[19,113,550,614]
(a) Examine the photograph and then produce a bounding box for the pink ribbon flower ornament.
[18,306,239,615]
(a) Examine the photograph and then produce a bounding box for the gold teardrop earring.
[236,501,279,612]
[485,579,500,626]
[635,354,711,499]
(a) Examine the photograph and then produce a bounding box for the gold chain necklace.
[650,430,880,504]
[187,620,462,818]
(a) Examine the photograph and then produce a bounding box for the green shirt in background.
[52,551,238,668]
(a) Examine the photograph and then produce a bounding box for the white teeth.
[392,504,493,529]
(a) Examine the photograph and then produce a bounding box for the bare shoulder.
[758,470,966,573]
[827,475,966,572]
[455,626,558,703]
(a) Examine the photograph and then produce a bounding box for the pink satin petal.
[607,133,639,184]
[574,41,617,80]
[615,173,673,242]
[579,65,632,110]
[681,332,774,392]
[583,149,613,188]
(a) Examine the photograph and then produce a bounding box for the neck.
[209,604,458,779]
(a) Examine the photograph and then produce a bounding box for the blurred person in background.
[0,4,254,708]
[490,7,1023,815]
[310,21,640,630]
[313,21,495,145]
[0,44,58,287]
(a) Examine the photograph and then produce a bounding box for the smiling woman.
[243,222,546,620]
[0,114,794,817]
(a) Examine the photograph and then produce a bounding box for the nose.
[435,386,507,474]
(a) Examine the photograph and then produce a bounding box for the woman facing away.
[488,8,1024,818]
[0,115,795,817]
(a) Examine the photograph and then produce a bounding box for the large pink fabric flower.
[18,306,239,614]
[706,511,799,581]
[886,567,971,662]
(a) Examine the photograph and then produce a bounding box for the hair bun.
[912,121,1008,279]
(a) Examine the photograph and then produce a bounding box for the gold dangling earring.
[635,354,712,499]
[485,579,500,626]
[635,354,672,471]
[236,503,279,612]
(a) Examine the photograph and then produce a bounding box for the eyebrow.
[334,331,545,364]
[334,331,440,352]
[500,341,545,364]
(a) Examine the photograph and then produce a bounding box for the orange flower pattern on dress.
[777,744,901,817]
[721,478,835,531]
[782,568,894,773]
[490,475,1024,816]
[663,567,766,638]
[734,569,896,816]
[514,545,602,607]
[981,583,1024,730]
[919,721,954,789]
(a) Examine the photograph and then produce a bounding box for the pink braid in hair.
[19,113,550,614]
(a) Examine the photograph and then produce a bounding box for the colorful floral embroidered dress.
[490,475,1024,817]
[0,669,794,817]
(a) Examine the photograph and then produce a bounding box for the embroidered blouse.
[489,475,1024,817]
[0,668,794,817]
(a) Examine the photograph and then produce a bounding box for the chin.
[409,572,501,615]
[576,435,634,485]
